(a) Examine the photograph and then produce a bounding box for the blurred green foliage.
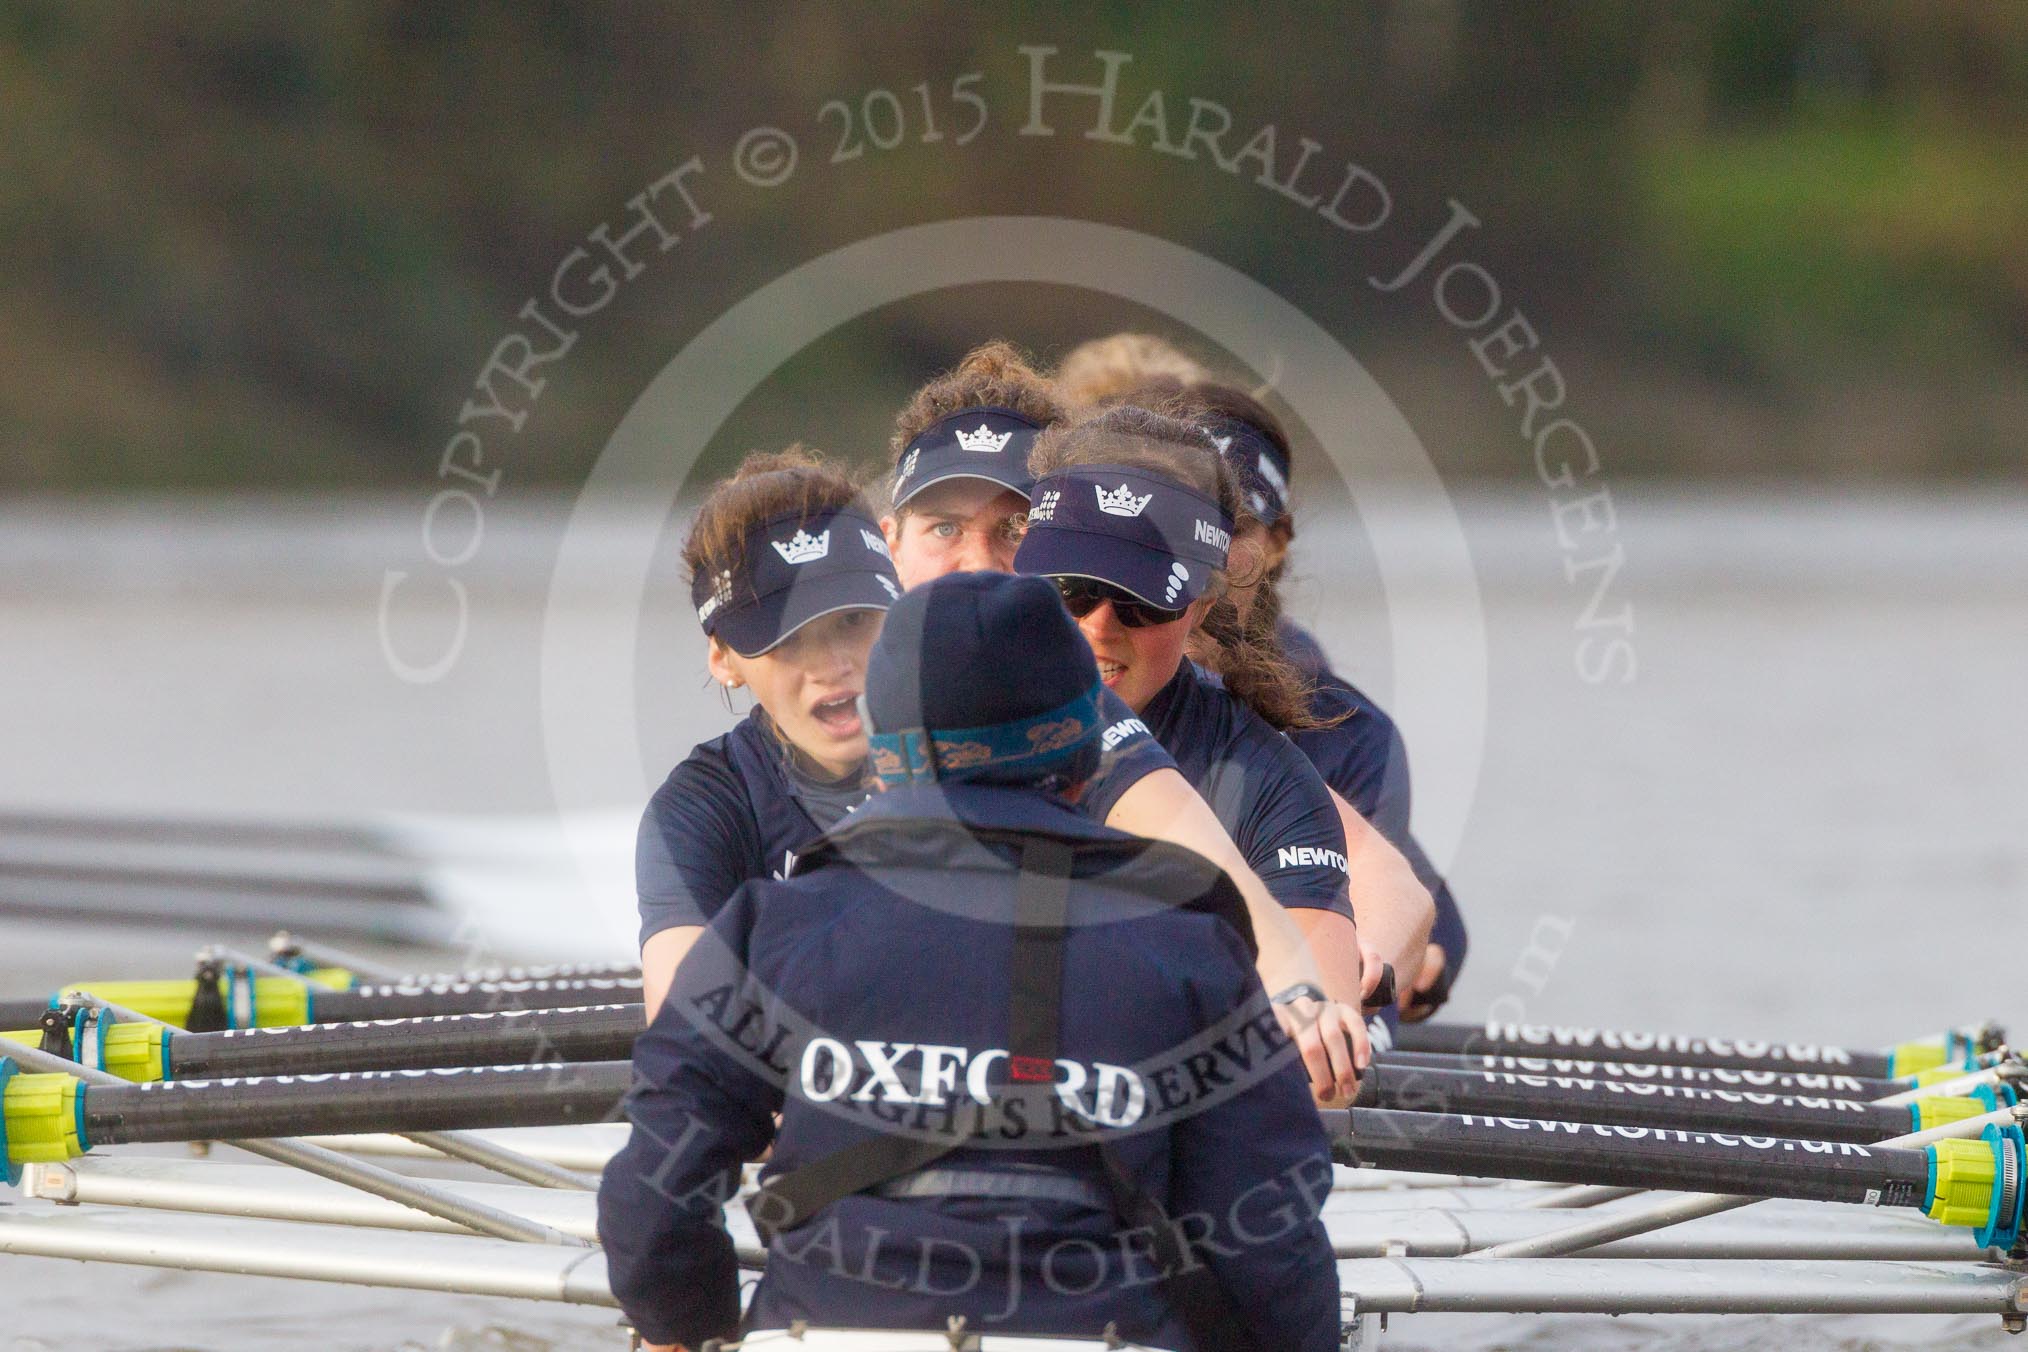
[0,2,2021,489]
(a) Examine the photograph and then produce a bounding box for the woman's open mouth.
[810,694,863,737]
[1095,658,1126,688]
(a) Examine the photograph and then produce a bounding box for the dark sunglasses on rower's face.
[1049,577,1184,629]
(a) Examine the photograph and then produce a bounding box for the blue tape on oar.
[0,1056,17,1187]
[1979,1123,2026,1252]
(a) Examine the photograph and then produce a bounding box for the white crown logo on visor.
[773,528,831,564]
[1095,483,1153,518]
[895,447,920,485]
[955,424,1013,454]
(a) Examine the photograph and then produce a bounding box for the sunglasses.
[1050,577,1184,629]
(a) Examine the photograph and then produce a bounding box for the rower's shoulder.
[643,721,769,841]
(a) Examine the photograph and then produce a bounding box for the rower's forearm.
[1290,907,1366,1007]
[1352,867,1433,979]
[1232,864,1326,994]
[1102,768,1325,995]
[639,925,703,1024]
[1333,793,1434,978]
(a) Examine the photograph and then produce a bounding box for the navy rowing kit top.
[1279,618,1469,976]
[1138,661,1355,920]
[636,689,1176,943]
[600,782,1341,1350]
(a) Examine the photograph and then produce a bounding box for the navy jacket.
[636,689,1175,942]
[1280,619,1469,978]
[599,783,1341,1351]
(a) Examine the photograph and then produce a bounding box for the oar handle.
[1363,963,1396,1014]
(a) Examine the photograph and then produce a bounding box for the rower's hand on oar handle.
[1402,943,1452,1023]
[1272,985,1368,1108]
[1362,962,1397,1014]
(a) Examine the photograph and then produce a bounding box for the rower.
[882,343,1369,1097]
[1138,377,1471,1020]
[599,571,1342,1351]
[636,444,1360,1103]
[1013,404,1435,1031]
[634,448,900,1016]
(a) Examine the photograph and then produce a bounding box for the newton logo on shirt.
[1277,845,1348,873]
[1100,716,1149,750]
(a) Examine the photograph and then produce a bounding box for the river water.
[2,488,2024,1349]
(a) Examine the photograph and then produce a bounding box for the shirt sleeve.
[1229,728,1355,919]
[598,884,784,1348]
[1293,691,1468,983]
[635,747,762,944]
[1293,686,1412,845]
[1077,686,1181,824]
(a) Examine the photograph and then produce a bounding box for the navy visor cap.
[890,407,1044,509]
[1204,414,1292,527]
[691,506,900,657]
[1013,464,1233,611]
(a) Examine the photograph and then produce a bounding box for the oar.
[1,1059,631,1169]
[0,1043,587,1245]
[14,992,603,1191]
[268,930,642,989]
[1352,1062,2003,1145]
[17,1002,643,1081]
[1321,1102,2028,1252]
[1392,1018,2002,1079]
[1378,1049,1915,1098]
[0,971,644,1033]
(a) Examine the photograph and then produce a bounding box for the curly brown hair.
[890,341,1064,472]
[680,445,868,601]
[1027,405,1325,731]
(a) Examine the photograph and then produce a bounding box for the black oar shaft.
[1393,1021,1899,1077]
[397,961,643,986]
[1,997,49,1028]
[1378,1050,1902,1100]
[1325,1106,1933,1208]
[167,1004,640,1078]
[1358,1063,1912,1143]
[80,1061,632,1147]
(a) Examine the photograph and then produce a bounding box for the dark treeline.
[1,3,2022,490]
